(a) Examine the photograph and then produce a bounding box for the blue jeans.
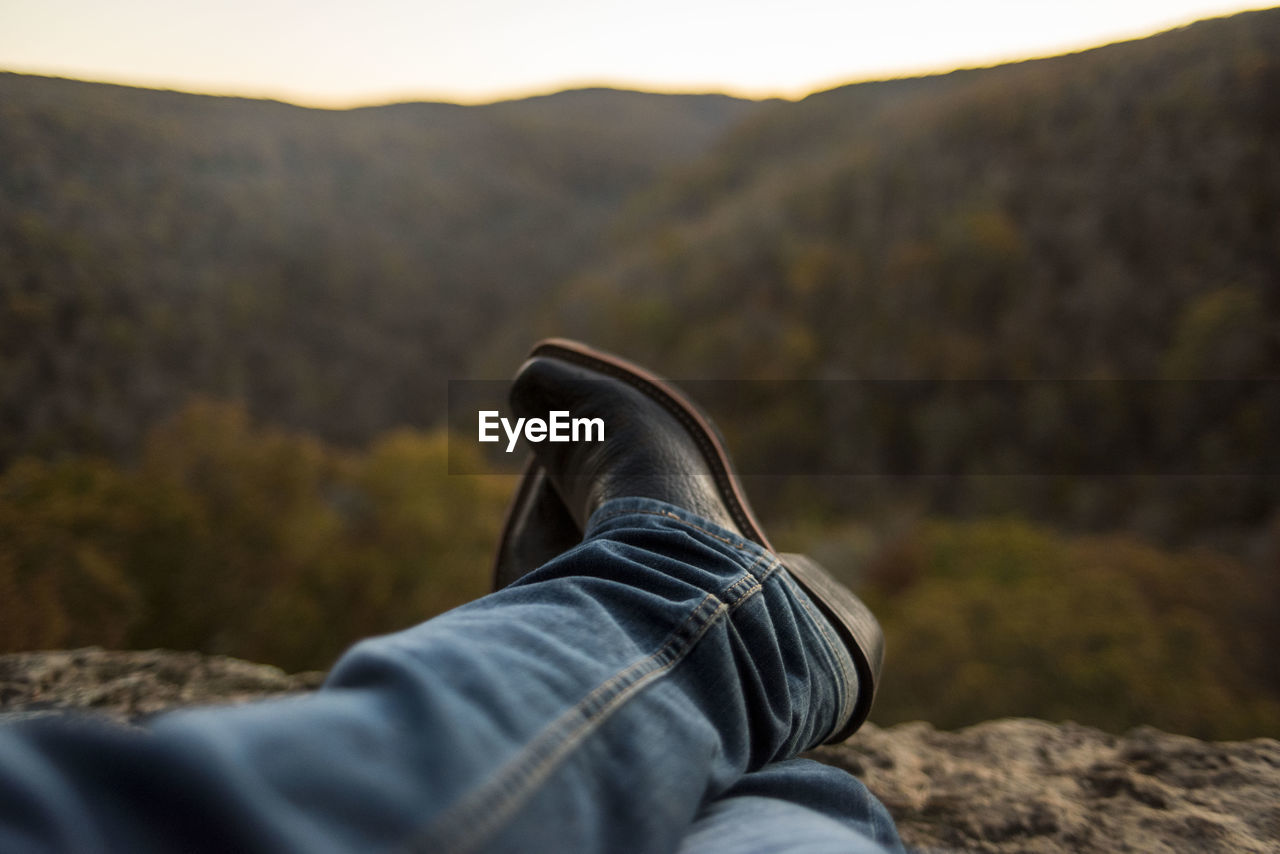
[0,498,903,853]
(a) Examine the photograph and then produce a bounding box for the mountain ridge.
[2,9,1277,487]
[0,71,765,459]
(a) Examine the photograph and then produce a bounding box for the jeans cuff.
[585,497,772,557]
[583,496,863,749]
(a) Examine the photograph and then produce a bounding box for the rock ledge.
[2,649,1276,853]
[810,719,1279,853]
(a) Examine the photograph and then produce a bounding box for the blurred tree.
[0,400,512,672]
[0,457,140,649]
[865,519,1279,739]
[1163,286,1271,379]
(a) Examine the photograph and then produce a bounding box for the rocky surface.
[810,720,1280,853]
[2,649,1277,852]
[0,647,324,722]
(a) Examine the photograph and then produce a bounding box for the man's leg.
[677,760,904,854]
[0,498,876,853]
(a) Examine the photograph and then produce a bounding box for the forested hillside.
[0,76,761,458]
[544,7,1280,542]
[562,9,1278,381]
[3,10,1278,737]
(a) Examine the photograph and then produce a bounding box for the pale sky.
[0,1,1266,107]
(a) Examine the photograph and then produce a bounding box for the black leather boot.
[493,338,885,742]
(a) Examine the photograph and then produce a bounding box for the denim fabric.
[0,497,902,853]
[678,760,903,854]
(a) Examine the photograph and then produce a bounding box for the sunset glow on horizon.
[1,1,1267,107]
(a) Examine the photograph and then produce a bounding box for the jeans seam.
[412,591,730,853]
[720,554,780,614]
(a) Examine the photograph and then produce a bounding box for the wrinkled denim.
[0,497,903,853]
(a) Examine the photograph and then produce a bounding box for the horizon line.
[0,7,1266,112]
